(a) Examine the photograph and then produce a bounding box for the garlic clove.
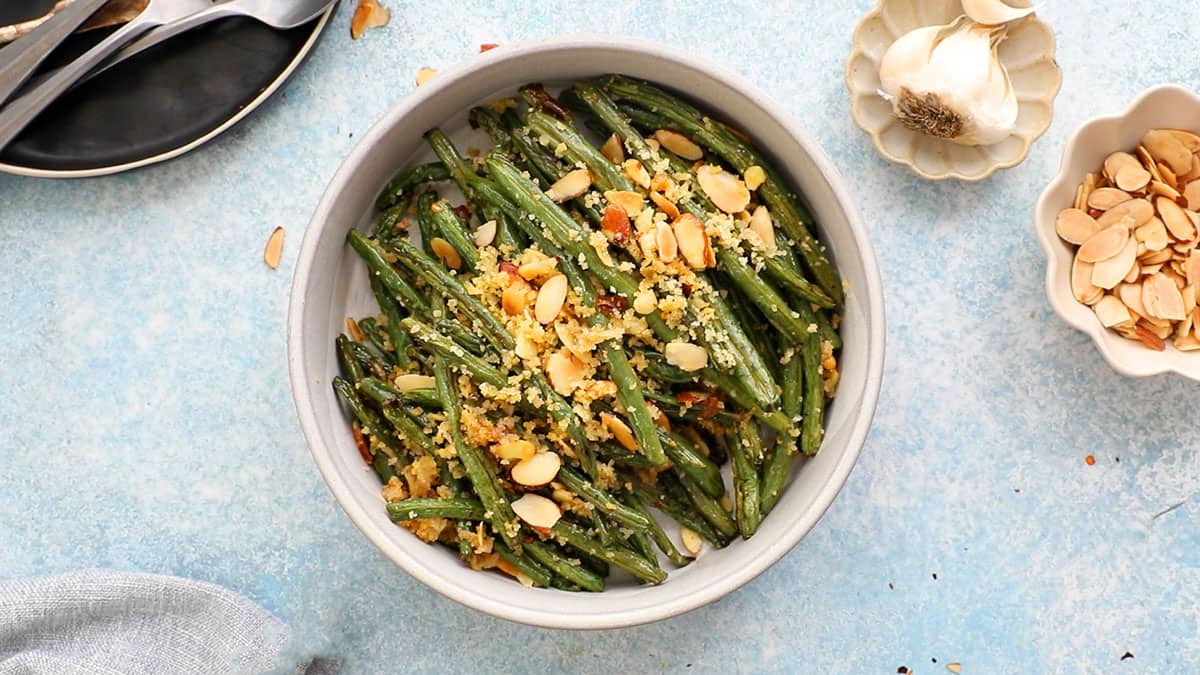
[962,0,1036,26]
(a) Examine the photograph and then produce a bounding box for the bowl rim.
[1034,83,1200,381]
[845,0,1062,182]
[287,34,888,628]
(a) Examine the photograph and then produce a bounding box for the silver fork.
[0,0,214,150]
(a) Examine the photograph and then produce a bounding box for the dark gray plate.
[0,1,332,177]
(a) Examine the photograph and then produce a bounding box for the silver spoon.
[0,0,109,108]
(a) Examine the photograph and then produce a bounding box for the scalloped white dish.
[846,0,1061,181]
[1035,84,1200,381]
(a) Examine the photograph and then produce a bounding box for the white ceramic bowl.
[288,35,886,628]
[846,0,1061,181]
[1035,84,1200,381]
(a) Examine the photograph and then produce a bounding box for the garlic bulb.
[878,18,1019,146]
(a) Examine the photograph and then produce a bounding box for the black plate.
[0,1,331,176]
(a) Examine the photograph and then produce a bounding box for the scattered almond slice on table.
[263,226,285,269]
[351,0,389,39]
[1055,128,1200,351]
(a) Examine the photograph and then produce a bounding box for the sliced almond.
[600,204,633,244]
[1138,146,1163,182]
[1143,272,1188,321]
[664,341,709,372]
[493,438,537,462]
[511,493,562,529]
[1143,129,1193,175]
[1091,236,1138,290]
[1096,198,1153,228]
[414,66,436,86]
[649,191,680,219]
[623,159,651,189]
[1139,248,1173,266]
[1118,282,1147,317]
[534,274,569,324]
[1159,162,1180,191]
[511,452,562,486]
[518,256,559,281]
[696,164,751,214]
[545,168,592,203]
[1176,333,1200,351]
[393,374,436,392]
[601,412,638,451]
[1150,180,1182,201]
[1123,261,1141,284]
[679,526,702,555]
[650,173,671,192]
[430,237,462,270]
[1055,208,1100,245]
[474,220,497,248]
[673,213,711,269]
[605,190,645,215]
[654,129,703,160]
[637,231,657,259]
[748,206,778,252]
[502,277,533,316]
[514,331,538,360]
[633,289,658,315]
[1087,187,1132,211]
[1077,225,1131,263]
[263,226,284,269]
[600,134,625,164]
[1133,324,1167,351]
[1072,257,1101,303]
[1134,217,1170,251]
[1157,197,1197,240]
[351,0,391,39]
[655,221,678,262]
[546,350,586,395]
[1115,164,1151,192]
[1186,250,1200,287]
[743,165,766,191]
[1104,151,1141,180]
[1094,295,1132,328]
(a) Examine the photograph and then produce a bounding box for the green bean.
[495,542,553,588]
[729,418,763,538]
[551,521,666,585]
[522,539,605,592]
[557,466,651,531]
[331,376,402,462]
[346,230,430,318]
[398,317,507,388]
[628,494,692,568]
[662,431,724,500]
[674,472,738,540]
[386,498,486,521]
[377,161,451,210]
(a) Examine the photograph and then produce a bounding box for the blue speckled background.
[3,2,1199,673]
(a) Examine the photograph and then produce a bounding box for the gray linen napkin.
[0,570,328,675]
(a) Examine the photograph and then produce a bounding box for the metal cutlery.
[0,0,109,108]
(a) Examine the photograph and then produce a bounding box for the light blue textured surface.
[2,2,1199,673]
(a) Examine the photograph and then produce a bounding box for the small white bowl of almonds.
[1037,85,1200,380]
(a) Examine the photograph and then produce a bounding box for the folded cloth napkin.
[0,570,329,675]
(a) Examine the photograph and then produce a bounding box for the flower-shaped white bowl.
[1036,84,1200,381]
[846,0,1062,181]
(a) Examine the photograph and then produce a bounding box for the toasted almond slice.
[546,350,586,395]
[535,274,569,324]
[414,66,436,85]
[654,129,704,160]
[1072,257,1101,303]
[601,412,638,451]
[1055,208,1100,245]
[1096,198,1153,228]
[1091,236,1138,289]
[1186,250,1200,287]
[747,205,778,253]
[605,190,645,215]
[664,341,709,371]
[1165,267,1188,290]
[1073,184,1085,212]
[1142,272,1187,321]
[1176,333,1200,351]
[474,220,497,248]
[1141,263,1163,277]
[623,159,651,189]
[394,374,437,392]
[512,493,562,529]
[637,231,657,259]
[1157,197,1197,240]
[1159,162,1180,191]
[1144,129,1193,175]
[1094,295,1133,328]
[1104,151,1141,180]
[646,402,671,432]
[1077,225,1131,263]
[1139,247,1174,266]
[1150,180,1182,201]
[1115,164,1151,192]
[493,438,537,462]
[1123,261,1141,284]
[545,168,592,203]
[430,237,462,270]
[673,213,711,269]
[352,0,391,39]
[650,172,671,192]
[1087,187,1132,211]
[1168,129,1200,152]
[596,204,632,245]
[743,165,766,190]
[1118,282,1147,317]
[1183,284,1197,315]
[263,226,285,269]
[1132,324,1167,351]
[600,133,625,164]
[649,191,680,220]
[633,289,658,315]
[518,256,559,281]
[514,331,538,360]
[1135,217,1170,251]
[1187,180,1200,211]
[655,221,678,262]
[1138,146,1163,180]
[511,452,562,486]
[502,277,533,316]
[696,164,751,214]
[680,526,702,555]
